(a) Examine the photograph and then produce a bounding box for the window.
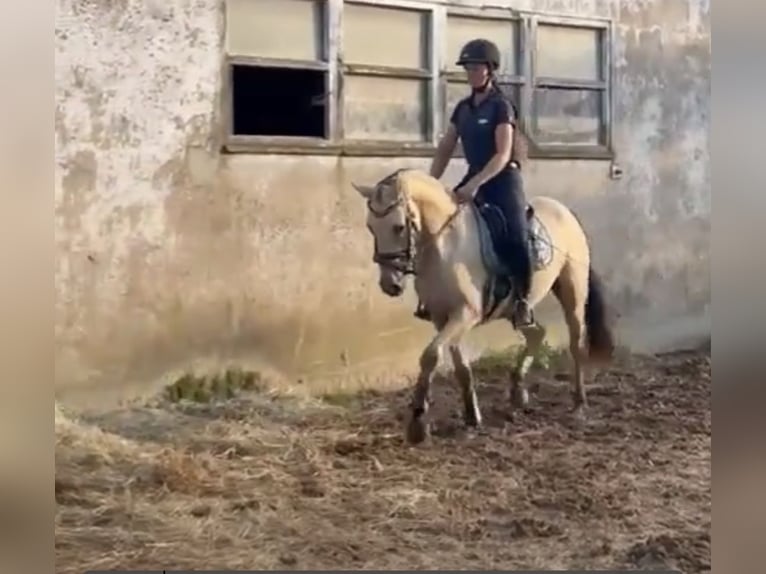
[340,1,434,152]
[444,8,524,157]
[528,17,612,158]
[221,1,613,159]
[223,0,333,149]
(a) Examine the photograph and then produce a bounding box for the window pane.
[532,88,603,145]
[536,24,601,81]
[343,3,430,69]
[446,82,467,120]
[446,82,521,122]
[231,65,326,137]
[447,15,519,76]
[226,0,324,61]
[344,76,428,141]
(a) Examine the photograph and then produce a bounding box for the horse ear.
[351,182,375,199]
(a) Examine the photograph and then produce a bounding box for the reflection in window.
[530,20,609,153]
[531,89,602,146]
[341,3,432,143]
[536,24,601,81]
[343,76,428,141]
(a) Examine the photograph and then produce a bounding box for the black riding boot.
[509,238,534,326]
[484,169,535,327]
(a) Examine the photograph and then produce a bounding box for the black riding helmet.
[455,38,501,71]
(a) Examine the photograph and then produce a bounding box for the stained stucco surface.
[54,0,710,396]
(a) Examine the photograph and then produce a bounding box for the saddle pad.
[472,204,553,275]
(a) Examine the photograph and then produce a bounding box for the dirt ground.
[55,346,710,573]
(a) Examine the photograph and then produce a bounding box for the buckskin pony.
[352,167,615,444]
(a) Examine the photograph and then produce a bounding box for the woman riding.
[414,38,534,327]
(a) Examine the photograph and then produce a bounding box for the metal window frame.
[526,14,615,160]
[223,0,441,156]
[338,0,438,153]
[222,0,339,154]
[220,1,616,160]
[441,6,525,159]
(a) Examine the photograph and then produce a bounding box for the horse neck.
[409,185,465,275]
[409,183,458,238]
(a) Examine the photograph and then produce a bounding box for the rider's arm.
[429,123,459,180]
[463,99,515,190]
[429,102,463,180]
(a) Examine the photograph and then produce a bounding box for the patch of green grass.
[473,341,571,375]
[319,390,361,408]
[164,368,265,404]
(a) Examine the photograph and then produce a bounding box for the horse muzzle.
[379,272,405,297]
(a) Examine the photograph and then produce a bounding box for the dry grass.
[55,347,711,573]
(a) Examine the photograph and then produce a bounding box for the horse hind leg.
[552,266,589,417]
[448,343,481,428]
[508,320,546,416]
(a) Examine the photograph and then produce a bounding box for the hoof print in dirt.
[627,532,711,573]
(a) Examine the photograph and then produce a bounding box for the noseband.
[367,194,418,276]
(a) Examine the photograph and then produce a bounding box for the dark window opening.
[231,65,327,138]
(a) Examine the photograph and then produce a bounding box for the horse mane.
[376,167,455,210]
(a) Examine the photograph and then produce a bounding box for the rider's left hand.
[453,181,478,203]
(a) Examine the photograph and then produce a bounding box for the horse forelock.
[369,168,408,211]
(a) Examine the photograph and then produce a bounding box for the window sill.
[449,145,615,162]
[527,145,615,161]
[222,138,614,161]
[222,136,437,157]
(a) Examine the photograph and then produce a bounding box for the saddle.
[472,202,553,320]
[475,202,553,273]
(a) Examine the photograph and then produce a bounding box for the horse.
[352,167,616,444]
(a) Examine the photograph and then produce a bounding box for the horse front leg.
[407,306,478,444]
[448,342,481,428]
[509,321,546,418]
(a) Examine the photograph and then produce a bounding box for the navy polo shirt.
[450,86,519,193]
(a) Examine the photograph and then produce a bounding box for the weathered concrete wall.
[55,0,710,396]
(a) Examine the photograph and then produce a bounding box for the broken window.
[224,0,329,141]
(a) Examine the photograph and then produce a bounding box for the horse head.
[352,169,422,298]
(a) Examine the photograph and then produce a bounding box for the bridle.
[366,193,419,276]
[365,169,464,276]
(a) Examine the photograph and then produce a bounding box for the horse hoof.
[464,407,483,428]
[570,404,587,421]
[406,416,430,445]
[510,387,530,409]
[465,425,488,440]
[464,417,482,429]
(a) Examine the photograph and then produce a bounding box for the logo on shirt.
[477,117,489,125]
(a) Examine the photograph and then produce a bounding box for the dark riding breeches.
[464,168,533,299]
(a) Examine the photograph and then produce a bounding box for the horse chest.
[415,261,477,315]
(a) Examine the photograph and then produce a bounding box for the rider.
[414,38,534,327]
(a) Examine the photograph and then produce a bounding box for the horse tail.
[584,265,616,362]
[568,207,616,363]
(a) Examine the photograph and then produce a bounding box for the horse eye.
[393,224,405,234]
